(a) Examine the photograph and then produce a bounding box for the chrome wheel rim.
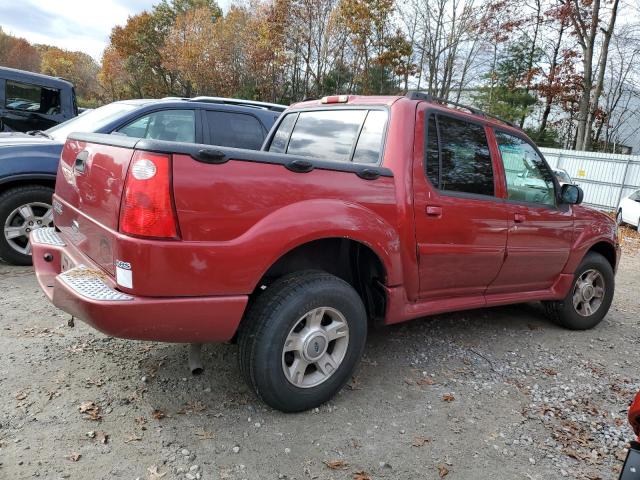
[281,306,349,388]
[4,202,53,255]
[572,269,605,317]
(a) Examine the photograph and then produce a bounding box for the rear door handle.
[514,213,525,223]
[426,205,442,217]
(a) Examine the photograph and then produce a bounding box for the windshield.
[46,102,140,141]
[554,170,572,183]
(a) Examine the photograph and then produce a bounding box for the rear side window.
[206,111,265,150]
[268,109,387,164]
[425,114,494,197]
[5,80,61,115]
[118,109,195,143]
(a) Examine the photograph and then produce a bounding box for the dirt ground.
[1,235,639,480]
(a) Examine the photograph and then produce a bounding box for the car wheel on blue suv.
[0,185,54,265]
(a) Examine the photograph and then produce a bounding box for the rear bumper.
[30,228,248,342]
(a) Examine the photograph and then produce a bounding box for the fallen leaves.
[324,460,348,470]
[124,433,143,443]
[412,436,431,447]
[195,429,215,440]
[416,377,435,386]
[352,471,371,480]
[67,452,81,462]
[14,391,28,401]
[177,401,207,414]
[437,464,449,477]
[442,393,455,402]
[78,401,102,421]
[151,409,166,420]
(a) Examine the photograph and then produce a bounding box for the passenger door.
[413,111,509,300]
[486,130,573,294]
[204,110,266,150]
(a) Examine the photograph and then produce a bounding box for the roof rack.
[189,96,287,112]
[405,91,518,128]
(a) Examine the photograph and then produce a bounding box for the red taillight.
[119,151,178,239]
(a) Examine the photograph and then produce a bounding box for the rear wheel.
[238,271,367,412]
[0,186,54,265]
[544,252,614,330]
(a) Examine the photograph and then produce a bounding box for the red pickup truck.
[31,93,620,412]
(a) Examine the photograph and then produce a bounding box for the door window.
[495,131,555,206]
[5,80,61,115]
[118,110,195,143]
[425,114,494,196]
[206,111,264,150]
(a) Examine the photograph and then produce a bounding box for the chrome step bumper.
[30,227,65,247]
[59,267,133,302]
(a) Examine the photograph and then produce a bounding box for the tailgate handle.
[285,159,314,173]
[74,150,89,174]
[191,149,228,164]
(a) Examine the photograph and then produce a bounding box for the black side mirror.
[561,184,583,205]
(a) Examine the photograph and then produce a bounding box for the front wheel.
[238,271,367,412]
[544,252,615,330]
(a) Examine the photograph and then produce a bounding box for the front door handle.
[426,205,442,217]
[514,213,525,223]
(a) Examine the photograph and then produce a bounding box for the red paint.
[629,391,640,440]
[32,95,620,343]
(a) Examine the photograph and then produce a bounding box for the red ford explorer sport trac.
[31,93,621,412]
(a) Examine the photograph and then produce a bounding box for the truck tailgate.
[54,137,136,276]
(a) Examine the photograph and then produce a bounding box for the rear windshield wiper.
[27,130,53,139]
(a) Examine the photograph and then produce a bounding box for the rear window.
[268,109,387,164]
[5,80,61,115]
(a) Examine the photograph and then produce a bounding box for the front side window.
[206,111,264,150]
[495,131,555,206]
[118,109,195,143]
[268,109,388,164]
[5,80,61,115]
[425,114,494,196]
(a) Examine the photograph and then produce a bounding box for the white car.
[617,189,640,231]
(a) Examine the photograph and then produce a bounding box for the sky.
[0,0,229,61]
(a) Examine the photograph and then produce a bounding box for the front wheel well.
[0,178,55,197]
[253,238,388,324]
[587,241,616,271]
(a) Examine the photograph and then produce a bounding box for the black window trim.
[264,106,390,167]
[493,127,561,209]
[423,107,497,200]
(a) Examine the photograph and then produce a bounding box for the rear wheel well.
[587,241,616,270]
[0,178,55,196]
[254,238,387,324]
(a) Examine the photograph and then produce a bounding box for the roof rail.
[405,91,518,128]
[189,96,287,112]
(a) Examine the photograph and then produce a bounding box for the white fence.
[540,147,640,211]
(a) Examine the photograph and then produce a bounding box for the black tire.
[544,252,615,330]
[238,271,367,412]
[0,185,54,265]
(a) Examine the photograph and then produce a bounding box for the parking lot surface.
[1,236,639,480]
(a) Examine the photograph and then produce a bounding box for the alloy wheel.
[572,268,605,317]
[3,202,53,255]
[281,306,350,388]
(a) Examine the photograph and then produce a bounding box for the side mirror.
[561,184,583,205]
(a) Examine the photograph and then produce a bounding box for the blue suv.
[0,97,286,265]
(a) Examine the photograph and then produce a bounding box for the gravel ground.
[0,245,638,480]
